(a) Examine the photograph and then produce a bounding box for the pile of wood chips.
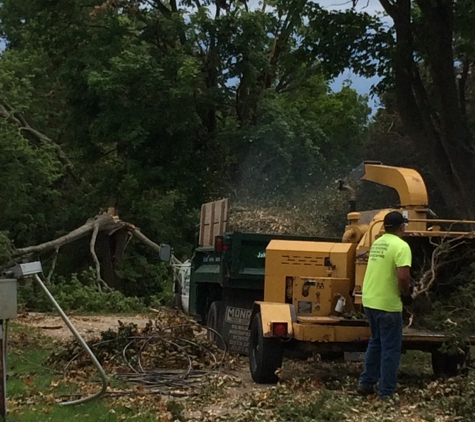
[227,204,322,235]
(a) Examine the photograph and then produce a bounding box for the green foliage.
[0,0,376,294]
[237,77,370,202]
[0,231,14,263]
[0,118,63,246]
[18,268,146,313]
[116,248,175,305]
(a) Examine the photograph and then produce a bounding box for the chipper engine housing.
[264,240,356,317]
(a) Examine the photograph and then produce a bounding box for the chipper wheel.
[249,312,284,383]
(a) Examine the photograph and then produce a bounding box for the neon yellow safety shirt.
[362,233,412,312]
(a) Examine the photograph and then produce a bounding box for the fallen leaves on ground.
[10,310,475,422]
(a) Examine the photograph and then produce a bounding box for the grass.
[8,402,150,422]
[5,320,475,422]
[5,323,163,421]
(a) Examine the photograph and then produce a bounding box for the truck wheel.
[431,348,471,378]
[249,312,284,384]
[206,301,225,349]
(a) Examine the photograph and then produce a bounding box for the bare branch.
[90,223,110,292]
[13,211,179,291]
[412,232,475,299]
[47,248,60,283]
[129,226,180,266]
[378,0,398,18]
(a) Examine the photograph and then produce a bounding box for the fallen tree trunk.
[12,210,175,290]
[13,213,123,258]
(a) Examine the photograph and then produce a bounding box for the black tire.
[249,312,284,384]
[431,347,471,378]
[206,301,225,349]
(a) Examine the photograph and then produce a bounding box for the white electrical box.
[0,279,17,319]
[12,261,43,278]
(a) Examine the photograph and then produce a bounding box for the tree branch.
[90,223,110,292]
[149,0,172,17]
[0,99,86,187]
[412,233,475,299]
[47,248,59,283]
[13,211,179,291]
[378,0,397,17]
[13,213,121,258]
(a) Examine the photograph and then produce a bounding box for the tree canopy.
[0,0,377,290]
[1,0,474,293]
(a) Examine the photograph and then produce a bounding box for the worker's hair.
[384,224,401,234]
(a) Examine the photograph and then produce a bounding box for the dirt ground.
[16,312,151,342]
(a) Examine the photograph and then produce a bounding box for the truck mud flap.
[221,289,262,355]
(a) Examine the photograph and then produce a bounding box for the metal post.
[33,275,108,405]
[0,320,7,421]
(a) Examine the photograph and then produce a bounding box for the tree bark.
[379,0,475,218]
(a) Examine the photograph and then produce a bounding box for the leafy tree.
[359,0,475,218]
[0,0,374,292]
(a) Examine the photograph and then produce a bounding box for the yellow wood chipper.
[249,161,475,383]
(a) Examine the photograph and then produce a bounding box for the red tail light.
[215,236,224,253]
[272,322,288,337]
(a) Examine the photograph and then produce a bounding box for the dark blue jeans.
[358,307,403,398]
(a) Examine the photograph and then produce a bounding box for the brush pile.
[48,308,232,396]
[405,236,475,346]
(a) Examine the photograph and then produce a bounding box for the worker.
[357,211,412,399]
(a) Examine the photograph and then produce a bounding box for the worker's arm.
[397,266,411,296]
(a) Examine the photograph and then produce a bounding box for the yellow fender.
[249,301,296,338]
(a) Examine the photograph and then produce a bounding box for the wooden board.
[199,199,229,247]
